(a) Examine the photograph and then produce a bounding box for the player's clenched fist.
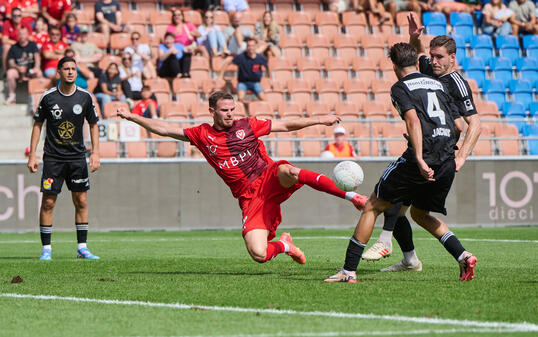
[27,154,39,173]
[318,115,341,126]
[116,107,131,120]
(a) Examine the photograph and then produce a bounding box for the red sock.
[263,241,286,263]
[298,169,346,199]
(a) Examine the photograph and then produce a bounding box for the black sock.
[382,202,403,231]
[343,236,366,272]
[393,216,415,252]
[40,225,52,246]
[76,222,88,244]
[439,231,465,261]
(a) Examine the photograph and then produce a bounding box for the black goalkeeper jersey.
[390,72,459,166]
[34,86,99,161]
[419,55,478,118]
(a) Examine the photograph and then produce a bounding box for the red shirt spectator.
[9,0,38,26]
[41,0,72,26]
[41,38,68,72]
[0,0,9,21]
[2,17,32,42]
[32,31,49,49]
[132,98,158,116]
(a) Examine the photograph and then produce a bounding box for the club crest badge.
[236,129,245,140]
[73,104,82,115]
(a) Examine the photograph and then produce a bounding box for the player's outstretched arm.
[404,109,435,181]
[408,12,426,57]
[116,108,189,141]
[27,122,43,173]
[271,115,341,132]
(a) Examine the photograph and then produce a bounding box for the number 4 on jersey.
[426,92,446,125]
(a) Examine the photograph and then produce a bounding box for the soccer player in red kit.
[117,92,368,264]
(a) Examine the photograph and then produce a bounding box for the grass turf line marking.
[2,293,537,333]
[0,237,536,244]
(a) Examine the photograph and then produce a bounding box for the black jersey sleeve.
[33,92,47,123]
[84,92,99,124]
[447,72,477,117]
[419,55,434,76]
[390,83,415,120]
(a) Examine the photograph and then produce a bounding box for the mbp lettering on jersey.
[0,174,41,222]
[403,78,444,92]
[218,150,252,169]
[432,127,451,138]
[483,171,537,221]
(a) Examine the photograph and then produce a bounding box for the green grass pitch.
[0,226,537,337]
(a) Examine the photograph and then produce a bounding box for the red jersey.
[132,99,157,116]
[31,31,49,49]
[9,0,37,26]
[2,19,32,42]
[40,0,72,20]
[184,117,273,198]
[41,40,68,70]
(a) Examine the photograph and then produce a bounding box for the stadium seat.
[495,123,520,155]
[315,79,340,110]
[98,54,122,71]
[335,100,361,118]
[522,34,538,50]
[530,101,538,117]
[271,0,294,17]
[362,101,388,119]
[211,56,237,79]
[518,58,538,84]
[288,11,313,39]
[354,123,379,156]
[502,101,527,132]
[288,79,313,111]
[103,101,129,119]
[249,101,273,118]
[201,78,226,98]
[361,35,385,60]
[382,122,407,156]
[276,131,296,157]
[352,57,377,85]
[212,10,230,26]
[123,11,146,34]
[462,57,486,88]
[126,141,148,158]
[306,34,331,59]
[490,57,513,86]
[297,57,322,83]
[452,34,466,66]
[279,101,303,119]
[270,57,294,84]
[496,35,520,64]
[476,100,501,119]
[333,34,358,66]
[297,0,321,18]
[156,137,179,158]
[279,34,303,64]
[343,78,368,104]
[173,77,198,104]
[367,12,394,34]
[473,128,494,155]
[471,35,494,63]
[451,12,474,43]
[387,34,407,47]
[87,32,108,50]
[370,79,392,104]
[324,56,349,88]
[342,11,367,36]
[315,11,339,40]
[509,79,533,110]
[71,9,93,27]
[523,122,538,155]
[190,56,210,82]
[306,101,330,117]
[161,101,188,119]
[484,79,506,110]
[423,12,447,36]
[260,78,285,112]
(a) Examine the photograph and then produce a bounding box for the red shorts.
[239,160,303,241]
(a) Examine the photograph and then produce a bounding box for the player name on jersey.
[403,77,444,92]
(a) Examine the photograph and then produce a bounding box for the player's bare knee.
[41,198,56,212]
[247,247,267,263]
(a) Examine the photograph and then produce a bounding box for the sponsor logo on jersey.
[404,78,444,92]
[51,104,63,119]
[236,129,245,140]
[218,149,253,169]
[58,120,75,139]
[464,99,473,111]
[42,178,53,190]
[71,178,89,184]
[206,144,218,155]
[73,104,82,115]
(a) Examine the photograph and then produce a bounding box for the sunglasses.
[12,14,21,17]
[205,16,213,18]
[123,57,131,60]
[131,37,139,40]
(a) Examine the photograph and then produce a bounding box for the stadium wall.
[0,158,537,232]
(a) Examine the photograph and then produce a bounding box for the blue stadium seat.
[529,102,538,117]
[522,123,538,155]
[514,57,537,70]
[519,58,538,84]
[496,35,520,64]
[423,12,447,36]
[522,35,538,49]
[451,13,474,43]
[490,57,513,85]
[509,79,533,110]
[462,57,486,88]
[503,102,527,132]
[452,34,467,57]
[484,80,506,110]
[471,35,494,63]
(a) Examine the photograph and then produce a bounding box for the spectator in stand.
[61,13,80,44]
[433,0,480,17]
[131,85,159,119]
[223,11,253,56]
[254,11,280,59]
[119,52,143,105]
[167,9,200,78]
[192,0,221,11]
[218,38,268,103]
[385,0,425,22]
[94,62,125,116]
[157,32,184,78]
[6,26,42,104]
[31,16,50,50]
[40,0,72,28]
[510,0,538,35]
[328,0,365,13]
[95,0,130,45]
[124,31,157,80]
[482,0,514,36]
[2,7,33,71]
[71,25,103,78]
[0,1,8,21]
[41,26,68,78]
[197,10,231,57]
[62,48,93,89]
[10,0,39,27]
[324,126,356,158]
[222,0,249,17]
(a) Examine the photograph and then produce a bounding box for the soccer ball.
[333,161,364,192]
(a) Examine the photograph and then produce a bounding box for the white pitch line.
[0,236,536,244]
[129,327,533,337]
[1,293,537,333]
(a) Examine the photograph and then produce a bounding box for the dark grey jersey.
[390,72,459,165]
[34,86,99,161]
[419,55,478,118]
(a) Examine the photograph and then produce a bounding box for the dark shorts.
[40,159,90,194]
[374,157,456,215]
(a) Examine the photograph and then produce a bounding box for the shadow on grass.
[0,257,35,260]
[124,270,276,277]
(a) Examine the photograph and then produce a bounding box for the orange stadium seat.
[354,123,379,156]
[184,10,202,26]
[361,35,386,60]
[342,12,367,36]
[269,57,294,83]
[495,123,520,155]
[275,131,296,157]
[100,141,118,158]
[213,10,230,26]
[363,101,388,119]
[476,100,501,119]
[202,78,227,97]
[467,78,479,96]
[335,100,361,118]
[155,137,179,157]
[368,12,394,34]
[28,78,52,94]
[240,11,258,31]
[190,56,210,82]
[288,78,313,111]
[378,57,393,73]
[288,12,313,40]
[474,127,494,155]
[212,56,237,79]
[315,79,340,110]
[315,11,339,39]
[297,0,321,19]
[150,10,172,27]
[297,57,321,83]
[71,9,93,27]
[324,56,350,88]
[136,0,159,15]
[123,10,147,34]
[333,34,359,65]
[396,11,418,33]
[279,34,304,64]
[103,101,129,119]
[145,77,172,94]
[382,122,407,156]
[260,78,285,111]
[352,57,377,85]
[161,101,189,119]
[387,34,408,48]
[191,101,210,119]
[370,79,392,104]
[110,33,131,51]
[126,141,148,158]
[306,101,330,117]
[87,32,108,50]
[235,101,248,118]
[271,0,295,17]
[249,101,274,119]
[306,34,331,59]
[279,101,303,118]
[343,78,368,105]
[248,1,268,16]
[98,55,122,70]
[297,127,323,157]
[173,77,199,110]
